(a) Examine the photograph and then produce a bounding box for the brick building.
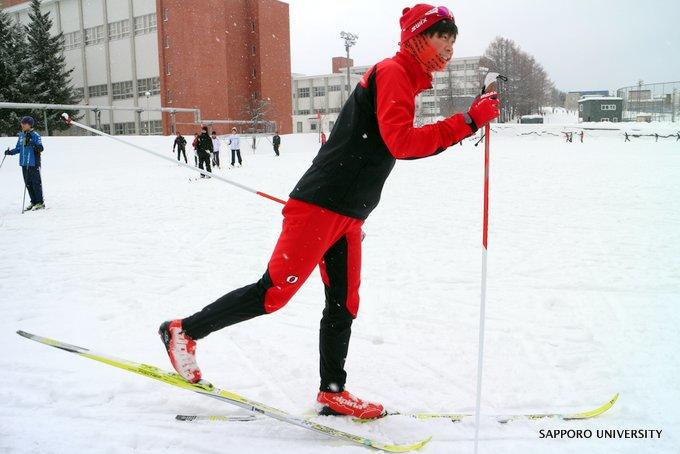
[2,0,292,135]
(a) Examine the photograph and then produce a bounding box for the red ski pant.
[264,199,363,316]
[181,198,364,391]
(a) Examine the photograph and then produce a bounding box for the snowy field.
[1,128,679,454]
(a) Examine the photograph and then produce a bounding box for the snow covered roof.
[578,97,623,102]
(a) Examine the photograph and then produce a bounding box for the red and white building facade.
[2,0,292,135]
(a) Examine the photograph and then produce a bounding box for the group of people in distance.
[172,127,282,177]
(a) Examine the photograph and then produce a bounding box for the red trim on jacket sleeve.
[375,62,474,159]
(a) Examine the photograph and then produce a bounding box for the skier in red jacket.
[160,3,500,419]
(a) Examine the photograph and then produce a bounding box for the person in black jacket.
[196,126,213,177]
[272,131,281,156]
[173,132,187,163]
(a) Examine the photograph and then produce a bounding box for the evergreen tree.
[0,11,33,136]
[24,0,79,134]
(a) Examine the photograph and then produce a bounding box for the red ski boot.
[317,390,385,419]
[158,320,202,383]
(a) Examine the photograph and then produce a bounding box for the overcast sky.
[285,0,680,92]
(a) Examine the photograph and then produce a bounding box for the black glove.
[4,148,10,155]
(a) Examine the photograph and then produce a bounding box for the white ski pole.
[473,72,504,454]
[21,185,27,214]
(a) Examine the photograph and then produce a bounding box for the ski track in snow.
[1,129,679,453]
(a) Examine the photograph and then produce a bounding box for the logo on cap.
[409,17,428,33]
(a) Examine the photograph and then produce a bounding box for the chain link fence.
[617,81,680,122]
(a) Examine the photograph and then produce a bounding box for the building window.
[163,7,169,21]
[297,87,309,98]
[134,13,157,36]
[63,31,82,50]
[101,124,111,134]
[108,19,130,40]
[166,88,172,103]
[114,121,136,135]
[84,25,105,45]
[310,123,317,131]
[112,81,133,100]
[296,121,303,133]
[137,77,160,96]
[251,21,255,32]
[166,63,172,76]
[579,104,583,112]
[601,118,610,122]
[601,104,617,111]
[297,109,310,115]
[74,87,85,100]
[88,84,108,98]
[465,63,476,70]
[164,35,170,48]
[251,68,256,78]
[141,120,163,135]
[251,45,256,56]
[328,85,341,92]
[313,86,326,97]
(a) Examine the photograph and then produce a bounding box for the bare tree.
[239,93,273,133]
[482,36,560,122]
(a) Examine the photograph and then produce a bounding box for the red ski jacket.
[291,50,475,220]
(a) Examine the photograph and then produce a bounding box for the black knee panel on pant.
[182,271,273,340]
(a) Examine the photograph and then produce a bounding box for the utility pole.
[145,91,151,135]
[340,31,358,103]
[637,79,643,116]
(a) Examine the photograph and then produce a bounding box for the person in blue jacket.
[4,116,45,210]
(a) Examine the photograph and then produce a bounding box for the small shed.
[578,97,623,122]
[520,115,544,124]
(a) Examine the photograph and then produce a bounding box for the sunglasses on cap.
[428,6,454,21]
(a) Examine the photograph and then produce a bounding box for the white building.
[291,72,361,134]
[3,0,162,135]
[292,55,483,133]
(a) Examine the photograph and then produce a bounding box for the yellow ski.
[17,330,430,452]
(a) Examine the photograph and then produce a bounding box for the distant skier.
[579,131,584,143]
[320,131,327,145]
[272,131,281,156]
[228,127,242,167]
[196,126,213,177]
[5,116,45,211]
[624,132,631,142]
[160,4,499,419]
[173,132,187,163]
[211,131,221,168]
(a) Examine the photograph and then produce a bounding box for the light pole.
[145,91,151,135]
[340,31,358,103]
[673,88,677,123]
[636,79,643,118]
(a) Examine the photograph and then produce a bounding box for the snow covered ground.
[1,129,679,453]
